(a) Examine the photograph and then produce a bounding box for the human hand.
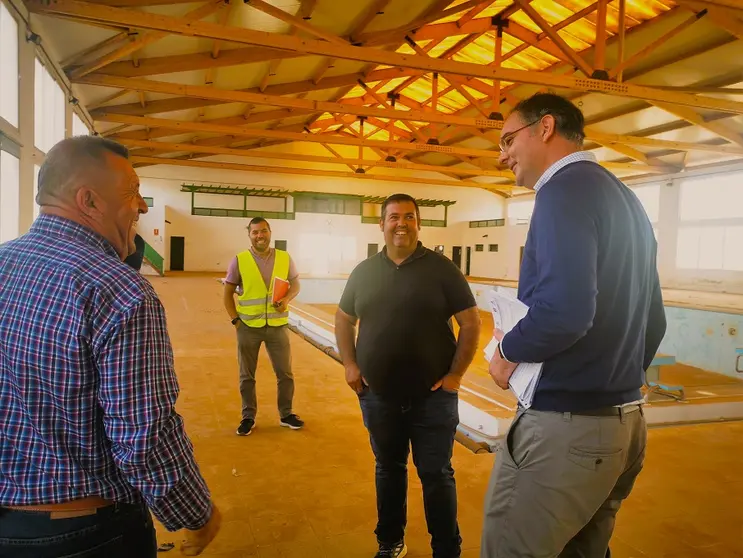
[345,363,367,394]
[180,504,222,556]
[489,329,518,390]
[431,373,461,393]
[273,298,289,313]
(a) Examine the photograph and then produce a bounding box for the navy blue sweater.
[501,161,667,412]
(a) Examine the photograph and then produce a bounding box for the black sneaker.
[236,418,254,436]
[375,541,407,557]
[279,414,304,430]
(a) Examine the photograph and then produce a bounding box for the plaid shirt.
[0,214,211,531]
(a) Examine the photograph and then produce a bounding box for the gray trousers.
[481,405,646,558]
[237,324,294,420]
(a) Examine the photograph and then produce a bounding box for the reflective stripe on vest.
[236,248,290,328]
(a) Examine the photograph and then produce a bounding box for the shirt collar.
[381,241,427,266]
[30,213,120,258]
[250,246,274,259]
[534,151,598,193]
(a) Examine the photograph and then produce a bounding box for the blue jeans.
[0,500,157,557]
[359,387,462,558]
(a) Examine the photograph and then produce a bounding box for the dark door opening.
[465,246,471,276]
[275,240,287,251]
[519,246,525,269]
[367,243,378,258]
[170,236,185,271]
[452,246,462,269]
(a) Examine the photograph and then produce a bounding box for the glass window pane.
[697,227,724,270]
[0,2,19,128]
[679,171,743,221]
[631,184,660,223]
[72,112,88,136]
[0,150,20,242]
[676,227,700,270]
[35,60,66,152]
[723,226,743,271]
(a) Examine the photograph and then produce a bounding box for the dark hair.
[381,193,420,222]
[512,93,585,145]
[36,136,130,205]
[248,216,271,231]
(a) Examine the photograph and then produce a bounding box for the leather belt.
[2,496,114,519]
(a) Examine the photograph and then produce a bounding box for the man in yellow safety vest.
[223,217,303,435]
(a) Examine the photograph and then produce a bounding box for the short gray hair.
[36,136,130,205]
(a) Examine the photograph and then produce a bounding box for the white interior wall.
[136,165,507,274]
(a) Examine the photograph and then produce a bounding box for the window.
[72,112,89,136]
[489,244,499,252]
[34,59,66,153]
[0,146,20,242]
[475,244,484,252]
[679,171,743,221]
[143,196,154,207]
[0,1,19,128]
[631,184,660,224]
[676,226,743,271]
[295,195,361,215]
[469,219,505,228]
[274,240,287,250]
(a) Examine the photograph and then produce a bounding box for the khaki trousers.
[237,324,294,420]
[480,405,646,558]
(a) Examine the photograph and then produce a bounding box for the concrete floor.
[152,274,743,557]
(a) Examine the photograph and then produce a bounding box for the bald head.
[36,136,130,206]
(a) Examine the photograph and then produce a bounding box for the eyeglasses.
[498,117,543,152]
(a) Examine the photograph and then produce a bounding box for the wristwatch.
[231,317,240,325]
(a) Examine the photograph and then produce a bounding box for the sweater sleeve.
[501,182,598,363]
[643,266,667,370]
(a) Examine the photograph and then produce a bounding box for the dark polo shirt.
[339,242,477,400]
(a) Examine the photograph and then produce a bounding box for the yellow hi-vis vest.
[236,249,290,327]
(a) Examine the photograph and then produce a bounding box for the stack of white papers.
[483,289,543,409]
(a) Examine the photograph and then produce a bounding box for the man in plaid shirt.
[0,137,220,557]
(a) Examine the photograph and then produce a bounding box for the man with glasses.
[483,93,666,557]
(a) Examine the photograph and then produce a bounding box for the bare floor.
[152,275,743,557]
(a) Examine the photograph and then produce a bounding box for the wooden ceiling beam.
[95,113,507,158]
[358,0,487,46]
[89,0,205,5]
[650,102,743,147]
[243,0,348,46]
[79,73,506,129]
[608,10,706,80]
[29,0,743,114]
[89,67,423,116]
[512,0,593,76]
[128,155,513,191]
[97,46,301,78]
[348,0,394,42]
[123,139,518,178]
[676,1,743,40]
[61,31,129,69]
[67,0,225,79]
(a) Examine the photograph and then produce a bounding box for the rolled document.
[483,289,543,409]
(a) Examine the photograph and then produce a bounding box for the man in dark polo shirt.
[335,193,481,558]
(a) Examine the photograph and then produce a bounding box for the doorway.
[465,246,471,276]
[452,246,462,270]
[519,246,525,269]
[170,236,185,271]
[367,243,378,258]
